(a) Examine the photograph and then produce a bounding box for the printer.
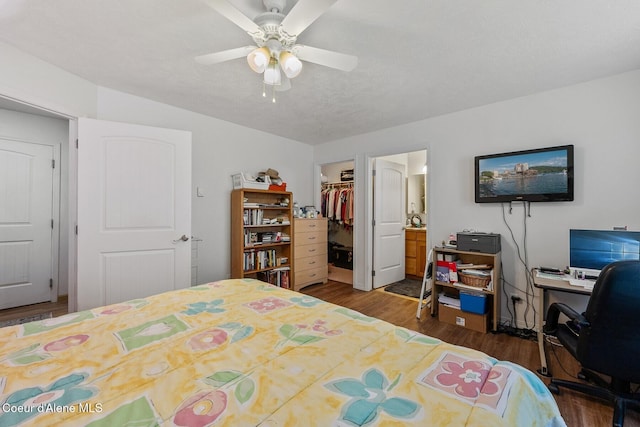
[456,232,501,254]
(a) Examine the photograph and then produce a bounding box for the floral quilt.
[0,279,566,426]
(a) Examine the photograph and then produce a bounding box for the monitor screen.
[569,229,640,272]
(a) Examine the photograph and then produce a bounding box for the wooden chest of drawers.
[293,218,328,290]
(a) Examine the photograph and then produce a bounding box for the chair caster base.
[548,383,560,394]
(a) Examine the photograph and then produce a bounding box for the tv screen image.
[474,145,574,203]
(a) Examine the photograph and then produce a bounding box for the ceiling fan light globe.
[279,51,303,78]
[247,46,270,73]
[263,64,281,85]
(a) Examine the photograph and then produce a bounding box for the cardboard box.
[438,303,489,333]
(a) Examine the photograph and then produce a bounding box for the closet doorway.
[321,161,355,285]
[0,102,68,311]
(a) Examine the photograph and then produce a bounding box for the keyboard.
[569,278,595,290]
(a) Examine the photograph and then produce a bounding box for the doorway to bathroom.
[372,150,428,289]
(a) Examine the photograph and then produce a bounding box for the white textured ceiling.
[1,0,640,144]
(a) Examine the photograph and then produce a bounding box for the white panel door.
[77,118,191,310]
[373,159,406,288]
[0,139,53,309]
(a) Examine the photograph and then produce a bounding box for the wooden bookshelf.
[231,189,294,288]
[430,247,502,332]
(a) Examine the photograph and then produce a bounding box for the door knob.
[172,234,189,243]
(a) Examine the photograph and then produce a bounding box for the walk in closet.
[321,161,354,285]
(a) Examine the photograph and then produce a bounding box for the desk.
[532,269,592,376]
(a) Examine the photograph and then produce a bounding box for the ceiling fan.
[196,0,358,99]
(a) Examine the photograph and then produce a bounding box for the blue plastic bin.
[460,292,487,314]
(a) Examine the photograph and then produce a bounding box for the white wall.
[0,42,97,117]
[321,160,354,183]
[315,69,640,328]
[0,109,70,296]
[96,87,315,284]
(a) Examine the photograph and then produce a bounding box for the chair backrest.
[578,260,640,382]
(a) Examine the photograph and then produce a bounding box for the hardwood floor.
[1,283,637,426]
[0,295,68,323]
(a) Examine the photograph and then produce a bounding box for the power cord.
[500,202,538,330]
[546,334,581,379]
[496,301,537,340]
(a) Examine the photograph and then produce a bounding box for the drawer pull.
[309,261,316,265]
[310,273,316,277]
[309,249,316,252]
[308,236,316,240]
[309,224,316,227]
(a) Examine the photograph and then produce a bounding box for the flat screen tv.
[474,144,574,203]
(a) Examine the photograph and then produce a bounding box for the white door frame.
[0,93,78,311]
[313,160,360,290]
[362,146,431,292]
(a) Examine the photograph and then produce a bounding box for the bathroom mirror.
[407,174,425,214]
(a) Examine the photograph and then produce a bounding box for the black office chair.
[543,260,640,427]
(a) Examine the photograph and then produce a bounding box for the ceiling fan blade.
[275,75,291,92]
[280,0,338,36]
[293,45,358,72]
[202,0,262,35]
[195,46,256,65]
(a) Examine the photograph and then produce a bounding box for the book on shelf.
[436,260,458,282]
[257,266,290,289]
[244,231,292,246]
[243,248,278,271]
[436,261,450,282]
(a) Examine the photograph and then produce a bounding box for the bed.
[0,279,566,426]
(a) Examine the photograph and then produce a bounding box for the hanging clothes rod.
[322,181,354,188]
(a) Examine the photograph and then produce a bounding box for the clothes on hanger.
[320,183,354,227]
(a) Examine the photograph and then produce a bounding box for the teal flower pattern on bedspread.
[325,368,420,426]
[181,299,225,315]
[0,373,95,427]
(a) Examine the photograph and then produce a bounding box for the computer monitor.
[569,229,640,276]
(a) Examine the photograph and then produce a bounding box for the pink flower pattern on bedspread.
[417,352,512,411]
[435,359,499,398]
[43,334,89,352]
[243,297,292,314]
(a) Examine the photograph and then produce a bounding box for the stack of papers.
[438,293,460,308]
[461,269,491,277]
